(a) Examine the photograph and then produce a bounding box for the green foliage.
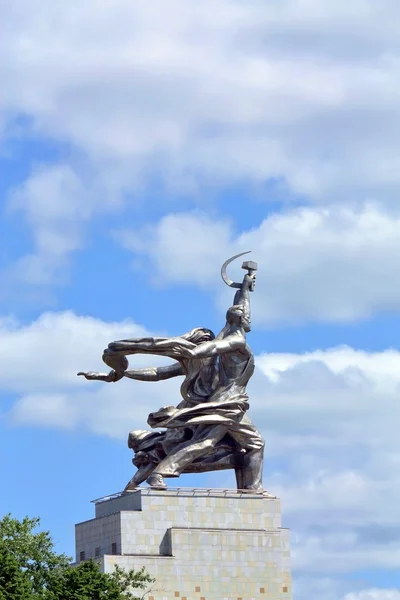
[49,561,154,600]
[0,515,154,600]
[109,564,155,599]
[0,514,70,598]
[0,541,34,600]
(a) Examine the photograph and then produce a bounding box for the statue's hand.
[243,272,256,291]
[109,370,124,382]
[77,370,121,382]
[77,371,101,380]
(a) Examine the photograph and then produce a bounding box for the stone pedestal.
[75,488,292,600]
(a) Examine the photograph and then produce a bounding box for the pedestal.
[75,488,292,600]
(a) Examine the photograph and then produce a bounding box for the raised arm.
[232,273,256,332]
[221,253,256,334]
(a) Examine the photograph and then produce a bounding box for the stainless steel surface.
[78,253,265,493]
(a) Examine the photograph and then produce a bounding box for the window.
[79,551,86,562]
[111,542,117,555]
[95,546,101,557]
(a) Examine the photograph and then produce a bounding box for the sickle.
[220,251,251,288]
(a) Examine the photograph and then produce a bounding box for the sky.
[1,1,400,598]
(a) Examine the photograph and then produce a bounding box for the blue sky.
[2,2,400,599]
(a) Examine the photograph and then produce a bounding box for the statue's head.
[181,327,215,345]
[128,429,164,451]
[127,430,153,451]
[226,305,251,331]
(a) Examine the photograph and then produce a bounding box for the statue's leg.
[124,463,156,491]
[227,416,265,493]
[235,468,244,490]
[150,424,229,478]
[240,448,264,492]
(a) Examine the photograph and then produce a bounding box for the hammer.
[242,260,258,274]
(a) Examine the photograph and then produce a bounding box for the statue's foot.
[262,490,276,498]
[241,486,266,495]
[146,473,167,490]
[124,480,138,492]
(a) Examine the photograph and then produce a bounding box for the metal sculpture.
[78,253,265,493]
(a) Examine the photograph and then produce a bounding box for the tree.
[49,561,154,600]
[0,515,154,600]
[0,514,70,598]
[0,541,34,600]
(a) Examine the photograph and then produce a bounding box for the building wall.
[75,489,292,600]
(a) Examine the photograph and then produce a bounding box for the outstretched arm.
[78,362,184,383]
[124,362,184,381]
[77,370,119,382]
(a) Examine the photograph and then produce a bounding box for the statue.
[78,252,266,494]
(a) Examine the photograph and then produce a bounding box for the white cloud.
[3,162,127,286]
[2,0,400,202]
[0,311,144,393]
[294,581,400,600]
[4,0,400,296]
[344,590,400,600]
[118,211,233,287]
[294,576,350,600]
[118,204,400,324]
[12,393,80,429]
[249,347,400,595]
[0,311,185,438]
[5,165,89,285]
